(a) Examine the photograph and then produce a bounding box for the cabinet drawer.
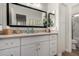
[50,35,57,40]
[39,35,49,42]
[21,37,39,45]
[0,38,20,50]
[0,47,20,56]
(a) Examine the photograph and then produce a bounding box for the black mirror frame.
[48,13,55,23]
[6,3,47,28]
[48,13,55,27]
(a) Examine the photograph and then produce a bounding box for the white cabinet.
[49,35,57,56]
[0,38,20,56]
[21,44,36,56]
[50,47,57,56]
[0,34,58,56]
[0,47,20,56]
[21,35,50,56]
[38,41,49,56]
[21,36,39,56]
[21,41,49,56]
[37,35,50,56]
[0,38,20,50]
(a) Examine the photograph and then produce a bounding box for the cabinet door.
[50,47,57,56]
[38,41,49,56]
[49,35,57,56]
[0,38,20,50]
[50,41,57,56]
[21,44,36,56]
[0,47,20,56]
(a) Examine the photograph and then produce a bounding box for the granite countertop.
[0,32,58,39]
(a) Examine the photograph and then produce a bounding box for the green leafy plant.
[49,19,54,27]
[43,18,48,27]
[43,18,54,27]
[48,18,54,27]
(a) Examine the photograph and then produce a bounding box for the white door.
[38,41,49,56]
[21,44,36,56]
[0,47,20,56]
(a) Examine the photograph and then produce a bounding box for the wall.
[0,4,7,29]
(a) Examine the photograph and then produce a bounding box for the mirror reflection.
[8,3,47,27]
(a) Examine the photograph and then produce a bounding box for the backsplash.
[11,27,46,34]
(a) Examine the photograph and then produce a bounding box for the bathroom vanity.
[0,32,58,56]
[0,3,58,56]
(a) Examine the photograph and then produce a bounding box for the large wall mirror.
[7,3,47,28]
